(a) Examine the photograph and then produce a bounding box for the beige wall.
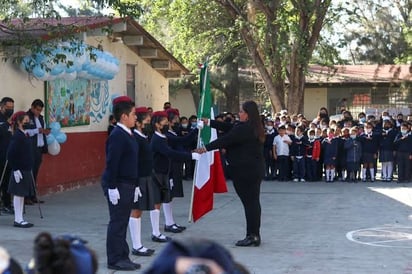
[170,89,196,117]
[304,87,328,119]
[0,35,169,132]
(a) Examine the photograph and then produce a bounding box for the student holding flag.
[197,100,265,247]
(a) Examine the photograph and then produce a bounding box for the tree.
[138,0,249,112]
[214,0,331,114]
[335,0,411,64]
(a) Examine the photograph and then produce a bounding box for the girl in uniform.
[149,111,200,242]
[128,107,156,256]
[7,111,35,228]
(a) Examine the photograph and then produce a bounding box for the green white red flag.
[191,62,227,222]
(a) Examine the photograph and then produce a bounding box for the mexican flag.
[191,62,227,222]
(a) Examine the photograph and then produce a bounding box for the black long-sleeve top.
[0,113,12,162]
[102,125,139,189]
[7,129,33,171]
[150,132,192,175]
[394,133,412,153]
[134,129,153,178]
[205,120,264,168]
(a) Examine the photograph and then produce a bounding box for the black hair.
[13,112,27,131]
[33,232,98,274]
[113,101,133,122]
[242,101,265,143]
[0,97,14,105]
[151,115,167,129]
[31,99,44,108]
[136,112,150,123]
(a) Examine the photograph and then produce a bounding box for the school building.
[0,16,189,194]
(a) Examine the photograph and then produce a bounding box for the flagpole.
[188,60,209,223]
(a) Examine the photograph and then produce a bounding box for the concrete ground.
[1,179,412,274]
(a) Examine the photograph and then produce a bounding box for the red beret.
[11,111,27,124]
[113,96,132,105]
[166,108,179,116]
[151,111,168,118]
[135,107,149,114]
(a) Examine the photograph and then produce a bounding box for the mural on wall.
[90,80,110,123]
[46,78,91,127]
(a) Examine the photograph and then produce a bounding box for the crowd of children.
[262,108,412,183]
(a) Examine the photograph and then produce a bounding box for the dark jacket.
[7,129,34,171]
[0,112,12,162]
[344,137,362,163]
[205,120,264,170]
[133,130,153,178]
[101,126,139,189]
[26,109,48,154]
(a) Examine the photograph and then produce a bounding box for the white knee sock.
[369,168,375,180]
[362,168,367,179]
[162,202,175,226]
[128,217,142,250]
[150,209,160,236]
[388,162,393,179]
[325,169,330,181]
[382,162,388,179]
[331,169,335,180]
[14,196,24,223]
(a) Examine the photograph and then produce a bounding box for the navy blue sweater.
[290,135,309,157]
[150,132,192,175]
[0,113,12,162]
[102,126,139,189]
[134,130,153,178]
[7,129,34,171]
[394,133,412,153]
[359,133,380,154]
[379,129,397,151]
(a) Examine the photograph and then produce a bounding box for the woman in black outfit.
[199,101,265,247]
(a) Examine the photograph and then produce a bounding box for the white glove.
[134,187,142,203]
[191,152,201,160]
[13,170,23,183]
[169,179,174,189]
[197,120,204,129]
[108,188,120,205]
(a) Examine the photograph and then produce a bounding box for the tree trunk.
[223,59,240,112]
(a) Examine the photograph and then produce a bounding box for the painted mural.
[90,80,110,123]
[46,78,91,127]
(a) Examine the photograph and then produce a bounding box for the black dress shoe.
[108,260,139,271]
[151,234,171,242]
[14,221,34,228]
[131,246,155,256]
[235,235,261,247]
[175,223,186,230]
[164,224,183,233]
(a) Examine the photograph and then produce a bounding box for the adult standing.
[0,97,14,214]
[101,96,141,271]
[198,100,265,247]
[26,99,50,204]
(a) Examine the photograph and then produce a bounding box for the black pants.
[396,152,411,182]
[0,160,11,208]
[230,165,263,237]
[106,183,134,265]
[277,155,290,181]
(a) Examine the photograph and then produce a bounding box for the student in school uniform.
[321,128,338,182]
[290,126,308,182]
[393,122,412,183]
[263,119,277,180]
[344,127,362,182]
[305,129,321,182]
[273,126,292,181]
[101,96,141,271]
[150,111,201,241]
[7,111,35,228]
[359,122,380,182]
[379,120,397,182]
[128,107,156,257]
[164,108,198,233]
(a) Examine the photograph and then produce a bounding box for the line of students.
[264,118,412,183]
[101,97,201,271]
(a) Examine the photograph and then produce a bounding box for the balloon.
[32,65,45,79]
[50,122,61,135]
[48,142,61,156]
[55,132,67,144]
[46,134,56,145]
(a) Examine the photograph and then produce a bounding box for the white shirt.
[273,134,291,156]
[116,122,132,135]
[25,116,45,147]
